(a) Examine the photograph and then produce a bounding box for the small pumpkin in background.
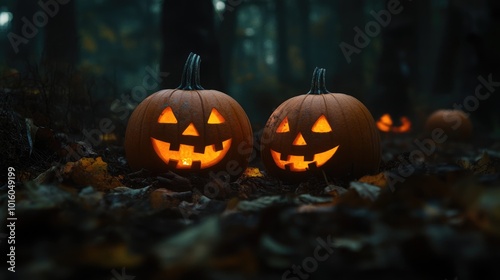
[260,67,381,181]
[125,53,253,179]
[424,109,473,141]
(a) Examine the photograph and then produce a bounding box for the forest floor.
[2,120,500,280]
[1,71,500,280]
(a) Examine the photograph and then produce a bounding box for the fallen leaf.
[62,157,122,191]
[154,217,220,268]
[105,186,152,210]
[237,196,289,212]
[17,182,72,210]
[156,171,191,192]
[150,188,192,210]
[457,150,500,175]
[243,167,264,178]
[349,181,381,202]
[358,172,388,189]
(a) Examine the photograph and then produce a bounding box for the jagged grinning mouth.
[270,146,339,171]
[151,138,231,169]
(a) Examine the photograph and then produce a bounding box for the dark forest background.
[1,0,499,135]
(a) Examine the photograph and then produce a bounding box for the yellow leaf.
[243,167,264,178]
[62,157,122,191]
[358,172,388,189]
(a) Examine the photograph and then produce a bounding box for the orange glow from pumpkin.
[270,145,339,172]
[158,106,178,123]
[151,138,232,169]
[311,115,332,132]
[276,117,290,133]
[208,108,225,124]
[271,115,338,171]
[376,114,411,133]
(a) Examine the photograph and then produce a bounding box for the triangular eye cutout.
[182,123,199,136]
[276,117,290,133]
[208,108,225,124]
[293,133,307,146]
[312,115,332,132]
[158,106,178,123]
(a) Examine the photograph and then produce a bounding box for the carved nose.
[182,123,199,136]
[293,133,307,146]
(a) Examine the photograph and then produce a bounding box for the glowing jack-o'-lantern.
[261,68,381,181]
[376,113,412,133]
[151,107,231,169]
[125,53,253,179]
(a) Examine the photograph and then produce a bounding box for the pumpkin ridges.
[319,94,338,151]
[266,95,305,150]
[125,53,253,179]
[293,94,310,146]
[128,92,155,168]
[359,100,381,168]
[326,94,352,165]
[126,87,253,176]
[347,95,370,173]
[344,94,364,172]
[210,90,253,171]
[228,98,253,165]
[126,89,177,171]
[229,93,252,147]
[154,90,180,148]
[261,68,380,181]
[332,94,354,174]
[190,90,206,144]
[198,90,230,148]
[343,93,380,173]
[212,92,239,146]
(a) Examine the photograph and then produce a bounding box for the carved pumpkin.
[376,113,412,133]
[424,109,472,141]
[261,68,381,181]
[125,53,253,179]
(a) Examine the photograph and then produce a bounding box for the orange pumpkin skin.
[424,109,472,141]
[125,53,253,179]
[261,68,381,181]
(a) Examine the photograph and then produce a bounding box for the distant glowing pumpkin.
[261,68,381,181]
[125,53,253,179]
[376,113,412,133]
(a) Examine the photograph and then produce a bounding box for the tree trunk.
[275,0,291,83]
[160,0,222,90]
[372,0,418,119]
[297,0,312,78]
[42,0,79,67]
[432,2,462,95]
[218,1,239,93]
[334,0,365,97]
[416,0,432,94]
[5,0,39,72]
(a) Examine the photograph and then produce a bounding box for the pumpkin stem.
[178,52,205,90]
[307,67,330,94]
